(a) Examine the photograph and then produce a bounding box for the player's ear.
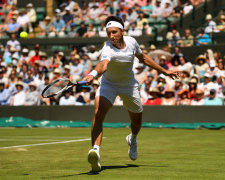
[121,29,125,35]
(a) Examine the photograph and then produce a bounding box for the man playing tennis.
[83,16,179,172]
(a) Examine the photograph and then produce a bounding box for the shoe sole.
[88,150,101,172]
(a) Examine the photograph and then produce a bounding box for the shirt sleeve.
[100,45,112,61]
[133,38,142,55]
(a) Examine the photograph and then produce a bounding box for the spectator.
[0,68,8,85]
[134,63,146,84]
[183,1,193,15]
[196,28,211,46]
[195,55,209,80]
[97,2,111,21]
[179,55,194,76]
[128,22,142,37]
[67,23,76,38]
[4,33,21,60]
[98,22,107,37]
[170,57,180,72]
[24,69,34,84]
[80,1,91,21]
[141,0,153,17]
[126,8,138,24]
[142,22,152,35]
[72,2,82,21]
[161,0,173,17]
[157,74,169,95]
[199,73,219,96]
[7,16,20,34]
[38,16,52,37]
[174,79,185,99]
[159,55,169,73]
[59,90,76,105]
[122,14,130,32]
[25,81,40,105]
[206,60,219,77]
[190,0,205,7]
[137,12,148,30]
[82,23,96,38]
[0,19,8,38]
[70,55,83,81]
[0,80,11,105]
[204,14,218,33]
[217,15,225,32]
[87,45,101,67]
[26,3,36,32]
[62,6,73,29]
[49,14,66,37]
[166,24,180,40]
[204,89,223,105]
[76,21,87,37]
[75,85,91,105]
[144,87,162,105]
[66,0,75,11]
[152,0,163,18]
[161,88,176,105]
[172,0,183,18]
[17,8,29,33]
[10,81,26,106]
[18,48,29,66]
[177,88,190,105]
[29,45,40,66]
[181,28,194,47]
[39,52,51,71]
[188,78,198,100]
[168,29,182,47]
[63,65,73,81]
[190,89,205,105]
[89,79,100,105]
[82,54,92,77]
[89,4,101,21]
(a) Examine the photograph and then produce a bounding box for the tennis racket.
[41,78,87,98]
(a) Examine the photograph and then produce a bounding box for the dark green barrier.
[0,106,225,123]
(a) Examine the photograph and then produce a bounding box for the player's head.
[105,16,124,45]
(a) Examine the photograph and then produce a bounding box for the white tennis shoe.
[88,149,101,172]
[126,134,138,160]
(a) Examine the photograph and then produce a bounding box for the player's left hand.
[164,70,180,80]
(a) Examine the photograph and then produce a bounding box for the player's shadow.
[41,164,139,178]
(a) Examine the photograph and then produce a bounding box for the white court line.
[0,138,91,149]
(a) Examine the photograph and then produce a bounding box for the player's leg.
[128,111,142,136]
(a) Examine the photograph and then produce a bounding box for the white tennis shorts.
[95,82,143,113]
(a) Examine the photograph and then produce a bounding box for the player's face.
[106,27,124,46]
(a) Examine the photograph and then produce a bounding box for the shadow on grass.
[41,164,139,179]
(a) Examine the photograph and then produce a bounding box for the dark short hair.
[104,16,124,29]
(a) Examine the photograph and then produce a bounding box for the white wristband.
[89,70,98,78]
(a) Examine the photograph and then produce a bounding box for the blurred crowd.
[0,36,225,106]
[0,0,207,39]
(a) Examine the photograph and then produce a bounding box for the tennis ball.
[20,31,28,39]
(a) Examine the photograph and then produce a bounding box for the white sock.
[93,145,100,154]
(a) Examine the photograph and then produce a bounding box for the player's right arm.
[82,60,109,84]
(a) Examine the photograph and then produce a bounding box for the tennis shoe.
[126,134,138,160]
[88,149,101,172]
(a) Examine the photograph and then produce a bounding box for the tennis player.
[83,16,179,172]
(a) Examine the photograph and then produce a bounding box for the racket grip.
[78,80,88,85]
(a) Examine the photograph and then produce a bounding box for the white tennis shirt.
[100,36,142,87]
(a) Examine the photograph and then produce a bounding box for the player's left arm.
[136,53,180,80]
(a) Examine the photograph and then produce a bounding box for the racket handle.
[78,80,88,85]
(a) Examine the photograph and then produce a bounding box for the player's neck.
[114,37,126,49]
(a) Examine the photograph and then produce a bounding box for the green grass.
[0,128,225,180]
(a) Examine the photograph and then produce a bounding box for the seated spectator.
[24,69,34,84]
[49,14,66,37]
[89,79,100,105]
[17,8,29,33]
[5,33,21,60]
[62,6,73,29]
[144,67,158,81]
[87,45,101,67]
[82,23,96,38]
[126,8,138,24]
[188,78,198,100]
[39,52,52,71]
[157,74,169,95]
[7,16,20,34]
[25,81,40,105]
[152,0,163,18]
[82,54,92,77]
[66,0,76,10]
[159,55,169,73]
[204,89,223,105]
[183,1,193,15]
[75,85,91,105]
[80,1,91,21]
[62,65,73,82]
[166,24,180,40]
[97,2,111,21]
[0,80,11,105]
[72,2,82,21]
[206,60,219,77]
[18,48,29,66]
[137,12,148,30]
[59,90,76,105]
[67,23,76,38]
[181,28,194,47]
[176,88,190,105]
[38,16,52,37]
[0,68,8,86]
[10,81,26,106]
[144,87,162,105]
[217,15,225,32]
[0,19,8,38]
[196,28,211,46]
[134,63,146,84]
[26,3,36,32]
[161,88,176,105]
[140,0,153,17]
[168,29,182,47]
[98,22,107,37]
[179,55,194,76]
[172,0,183,18]
[76,21,87,37]
[195,55,209,80]
[190,89,205,105]
[190,0,205,7]
[161,0,173,17]
[122,14,130,32]
[128,22,142,37]
[204,14,218,33]
[89,4,101,21]
[29,45,40,66]
[142,22,152,36]
[70,55,84,81]
[170,57,180,72]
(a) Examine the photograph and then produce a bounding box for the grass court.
[0,128,225,180]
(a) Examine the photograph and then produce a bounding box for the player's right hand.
[82,75,94,85]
